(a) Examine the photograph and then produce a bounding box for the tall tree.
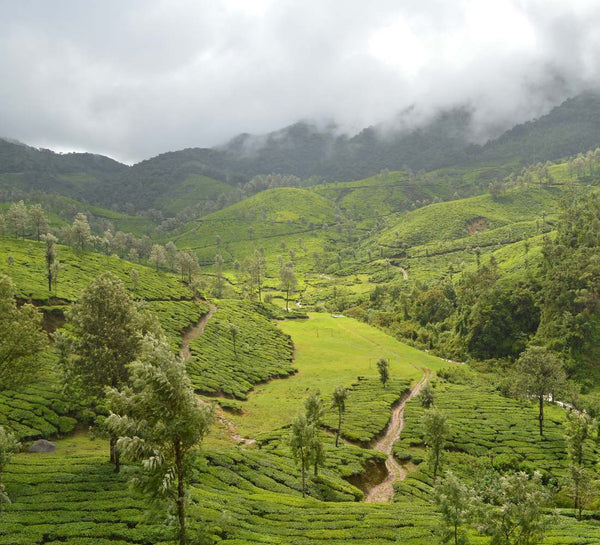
[305,392,325,476]
[29,204,47,242]
[107,335,213,545]
[377,357,390,388]
[165,241,178,271]
[565,410,594,519]
[421,408,449,483]
[0,274,47,390]
[178,250,199,283]
[42,233,57,292]
[71,212,91,251]
[434,470,474,545]
[514,346,566,436]
[279,262,297,312]
[149,244,167,271]
[6,201,28,239]
[247,249,266,302]
[289,414,313,498]
[332,386,348,447]
[214,253,224,297]
[66,272,161,471]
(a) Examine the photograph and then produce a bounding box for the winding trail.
[179,304,217,361]
[364,371,431,503]
[179,304,256,446]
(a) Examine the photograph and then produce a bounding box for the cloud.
[1,0,600,163]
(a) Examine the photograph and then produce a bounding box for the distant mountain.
[2,90,600,214]
[476,91,600,164]
[0,138,127,202]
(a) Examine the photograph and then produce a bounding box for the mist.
[1,0,600,164]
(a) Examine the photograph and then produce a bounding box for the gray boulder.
[28,439,56,453]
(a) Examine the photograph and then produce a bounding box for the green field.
[228,313,447,437]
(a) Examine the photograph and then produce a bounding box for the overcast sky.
[2,0,600,164]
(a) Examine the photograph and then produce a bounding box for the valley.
[2,94,600,544]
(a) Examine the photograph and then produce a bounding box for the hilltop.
[2,90,600,219]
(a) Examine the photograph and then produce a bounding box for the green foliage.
[421,408,450,483]
[0,274,47,390]
[144,300,210,350]
[107,334,214,544]
[331,385,348,447]
[376,358,390,388]
[476,471,551,545]
[537,191,600,372]
[0,236,190,302]
[419,383,435,409]
[186,299,294,399]
[0,382,79,441]
[0,426,20,510]
[434,470,474,545]
[67,272,161,396]
[514,346,567,436]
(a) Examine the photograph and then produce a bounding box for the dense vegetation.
[4,95,600,544]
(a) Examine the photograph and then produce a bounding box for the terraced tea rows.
[186,300,295,399]
[0,382,77,441]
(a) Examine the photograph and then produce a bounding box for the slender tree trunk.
[109,435,120,473]
[335,408,342,447]
[538,395,544,437]
[301,455,306,498]
[47,271,52,292]
[433,448,439,483]
[175,440,186,545]
[286,288,289,312]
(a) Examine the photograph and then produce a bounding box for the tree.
[289,414,313,498]
[42,233,57,292]
[0,426,20,510]
[246,250,266,302]
[305,392,325,476]
[66,272,161,471]
[149,244,167,271]
[6,201,28,239]
[214,253,224,297]
[280,262,297,312]
[0,274,47,390]
[332,386,348,447]
[71,213,91,251]
[477,471,551,545]
[165,241,178,271]
[29,204,47,242]
[107,334,213,545]
[421,408,449,483]
[419,382,435,408]
[514,346,566,436]
[434,470,474,545]
[377,357,390,388]
[565,410,594,519]
[178,250,199,283]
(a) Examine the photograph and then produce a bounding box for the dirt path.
[364,371,430,503]
[179,304,256,446]
[179,304,217,361]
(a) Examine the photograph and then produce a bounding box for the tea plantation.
[186,299,295,399]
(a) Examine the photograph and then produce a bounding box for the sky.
[1,0,600,164]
